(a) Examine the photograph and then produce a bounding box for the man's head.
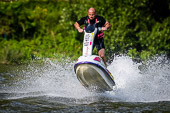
[88,8,96,20]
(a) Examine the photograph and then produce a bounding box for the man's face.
[88,11,96,20]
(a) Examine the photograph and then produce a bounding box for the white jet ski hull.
[74,55,115,92]
[74,25,115,92]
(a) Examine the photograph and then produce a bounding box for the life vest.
[85,16,104,39]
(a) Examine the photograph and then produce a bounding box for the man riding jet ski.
[74,8,115,92]
[74,7,110,66]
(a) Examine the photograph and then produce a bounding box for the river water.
[0,56,170,113]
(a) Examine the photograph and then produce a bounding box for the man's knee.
[98,49,105,58]
[100,54,105,59]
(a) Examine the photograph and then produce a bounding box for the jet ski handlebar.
[84,24,102,33]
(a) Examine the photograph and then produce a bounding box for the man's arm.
[101,21,111,31]
[104,21,111,29]
[74,22,83,33]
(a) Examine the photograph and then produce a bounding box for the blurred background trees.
[0,0,169,64]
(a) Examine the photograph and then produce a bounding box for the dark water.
[0,56,170,113]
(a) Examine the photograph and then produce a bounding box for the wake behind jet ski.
[74,24,115,92]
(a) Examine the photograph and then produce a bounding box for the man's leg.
[98,48,107,67]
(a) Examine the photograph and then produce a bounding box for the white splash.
[3,56,170,102]
[108,55,170,102]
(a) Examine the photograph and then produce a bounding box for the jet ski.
[74,24,115,92]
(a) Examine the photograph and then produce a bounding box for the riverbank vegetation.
[0,0,170,64]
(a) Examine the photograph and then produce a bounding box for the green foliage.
[0,0,169,64]
[0,39,32,64]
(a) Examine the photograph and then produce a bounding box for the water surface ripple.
[0,56,170,112]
